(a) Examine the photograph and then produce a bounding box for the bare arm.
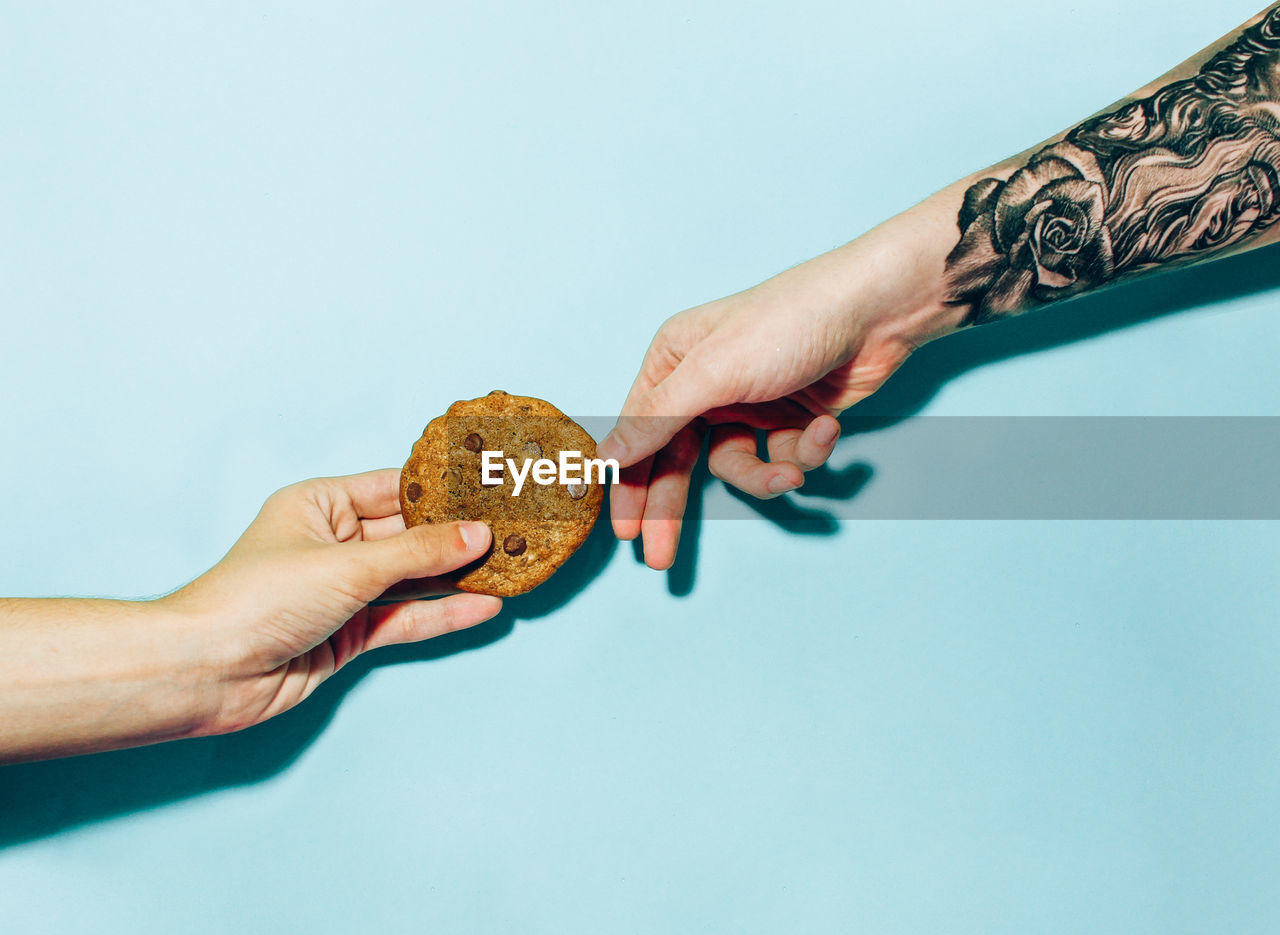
[0,471,500,764]
[599,4,1280,568]
[0,598,218,760]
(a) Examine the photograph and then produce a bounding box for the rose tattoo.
[946,7,1280,325]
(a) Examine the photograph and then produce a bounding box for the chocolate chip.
[519,440,542,459]
[503,534,527,555]
[567,482,588,500]
[405,482,423,502]
[463,433,483,452]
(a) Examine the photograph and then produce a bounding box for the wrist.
[150,588,257,738]
[96,596,231,744]
[771,187,974,358]
[858,183,982,347]
[797,211,967,355]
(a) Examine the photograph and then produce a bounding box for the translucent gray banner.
[573,416,1280,520]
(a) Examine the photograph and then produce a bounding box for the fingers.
[372,574,459,603]
[707,425,803,498]
[767,414,841,473]
[598,356,724,469]
[327,468,403,518]
[707,415,840,499]
[609,456,653,542]
[350,520,493,592]
[363,593,504,652]
[360,513,407,542]
[636,423,704,571]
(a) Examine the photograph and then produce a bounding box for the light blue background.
[2,1,1279,932]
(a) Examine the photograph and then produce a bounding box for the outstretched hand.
[598,224,961,569]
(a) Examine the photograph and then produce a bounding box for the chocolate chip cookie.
[399,391,606,597]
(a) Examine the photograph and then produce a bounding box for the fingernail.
[814,419,840,447]
[458,521,490,550]
[767,475,796,494]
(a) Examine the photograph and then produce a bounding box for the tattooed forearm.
[945,7,1280,325]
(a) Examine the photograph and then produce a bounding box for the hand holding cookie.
[158,470,504,735]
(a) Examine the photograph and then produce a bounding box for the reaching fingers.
[362,593,504,652]
[637,423,704,571]
[707,415,840,499]
[766,414,841,473]
[707,425,803,498]
[598,355,724,469]
[609,455,653,541]
[598,342,669,476]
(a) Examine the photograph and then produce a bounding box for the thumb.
[350,520,493,592]
[598,358,723,467]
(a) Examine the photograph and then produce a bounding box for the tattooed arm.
[949,4,1280,322]
[600,5,1280,568]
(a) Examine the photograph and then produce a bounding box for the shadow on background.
[0,619,506,849]
[0,502,619,849]
[666,449,709,597]
[660,241,1280,579]
[4,243,1280,850]
[849,242,1280,426]
[623,438,710,597]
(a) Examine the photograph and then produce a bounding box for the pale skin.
[0,470,502,763]
[599,3,1280,570]
[7,5,1280,762]
[597,198,970,570]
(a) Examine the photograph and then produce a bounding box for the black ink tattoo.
[945,7,1280,325]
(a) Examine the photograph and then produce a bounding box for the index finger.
[598,357,721,468]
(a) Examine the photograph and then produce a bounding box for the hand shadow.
[637,436,872,596]
[0,495,619,849]
[6,244,1278,850]
[850,241,1280,426]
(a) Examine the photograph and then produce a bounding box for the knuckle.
[265,477,326,512]
[614,422,642,449]
[792,448,818,472]
[765,440,793,465]
[263,483,300,509]
[404,526,448,570]
[438,601,464,633]
[397,603,427,643]
[707,450,746,484]
[667,427,704,464]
